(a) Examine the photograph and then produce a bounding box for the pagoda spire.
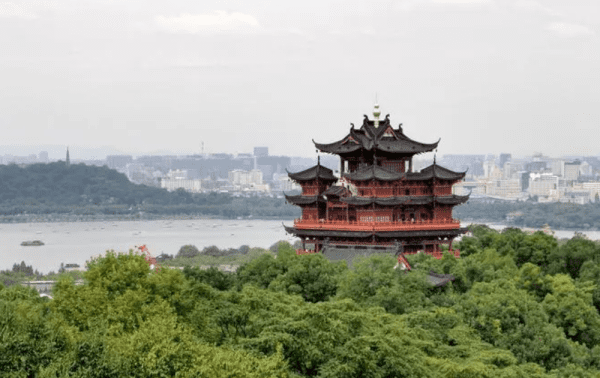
[373,97,381,128]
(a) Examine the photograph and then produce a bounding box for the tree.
[269,253,346,303]
[547,237,600,279]
[184,266,236,291]
[177,244,200,258]
[456,279,576,370]
[542,274,600,348]
[237,254,286,290]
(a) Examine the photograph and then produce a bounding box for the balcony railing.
[293,218,461,231]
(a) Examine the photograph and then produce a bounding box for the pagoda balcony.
[293,218,461,232]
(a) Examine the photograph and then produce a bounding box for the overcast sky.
[1,0,598,160]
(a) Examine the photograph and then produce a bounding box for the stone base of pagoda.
[294,242,460,266]
[284,223,465,266]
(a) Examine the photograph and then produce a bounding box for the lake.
[0,219,294,274]
[1,220,598,274]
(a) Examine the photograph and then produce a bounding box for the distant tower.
[66,147,70,167]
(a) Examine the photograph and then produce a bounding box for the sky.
[1,0,599,160]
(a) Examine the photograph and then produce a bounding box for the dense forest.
[3,226,600,376]
[0,162,298,220]
[455,200,600,230]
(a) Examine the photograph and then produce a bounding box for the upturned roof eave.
[287,164,337,182]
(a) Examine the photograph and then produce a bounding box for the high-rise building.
[499,153,511,168]
[253,147,269,157]
[564,161,581,181]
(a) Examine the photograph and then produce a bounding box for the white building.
[274,175,301,192]
[563,161,580,181]
[160,170,202,192]
[229,169,263,186]
[529,173,559,198]
[160,178,202,193]
[486,178,521,198]
[167,169,188,180]
[580,182,600,202]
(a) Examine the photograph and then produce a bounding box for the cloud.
[0,2,39,19]
[547,22,594,37]
[430,0,492,5]
[514,0,562,17]
[155,11,260,34]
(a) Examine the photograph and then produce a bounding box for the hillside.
[0,162,299,220]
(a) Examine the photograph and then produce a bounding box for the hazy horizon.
[1,1,598,159]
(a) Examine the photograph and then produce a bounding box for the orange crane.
[136,244,160,272]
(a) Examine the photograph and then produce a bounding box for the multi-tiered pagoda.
[284,104,469,264]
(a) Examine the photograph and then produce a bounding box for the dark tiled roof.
[322,185,351,198]
[374,228,468,238]
[314,115,439,156]
[345,165,405,181]
[436,194,470,205]
[408,163,466,181]
[287,163,337,182]
[283,225,372,238]
[339,194,468,206]
[284,194,324,206]
[284,225,468,239]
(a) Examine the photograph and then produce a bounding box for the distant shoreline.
[0,213,594,234]
[0,213,296,224]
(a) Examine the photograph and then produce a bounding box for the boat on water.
[21,240,45,246]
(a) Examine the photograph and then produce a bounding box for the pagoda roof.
[322,185,351,198]
[284,225,372,238]
[408,163,466,181]
[344,163,466,182]
[345,165,405,181]
[287,162,337,182]
[314,115,439,156]
[284,194,325,206]
[341,194,469,206]
[436,194,470,205]
[284,225,468,238]
[373,228,468,238]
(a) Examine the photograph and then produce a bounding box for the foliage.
[0,162,300,221]
[5,230,600,376]
[184,266,236,291]
[270,253,346,303]
[177,244,200,258]
[455,199,600,230]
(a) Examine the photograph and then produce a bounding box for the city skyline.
[1,143,600,162]
[1,1,599,158]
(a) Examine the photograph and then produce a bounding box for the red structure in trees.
[136,244,159,271]
[284,104,468,265]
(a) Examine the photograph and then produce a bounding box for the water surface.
[0,219,293,273]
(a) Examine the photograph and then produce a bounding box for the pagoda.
[284,104,469,265]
